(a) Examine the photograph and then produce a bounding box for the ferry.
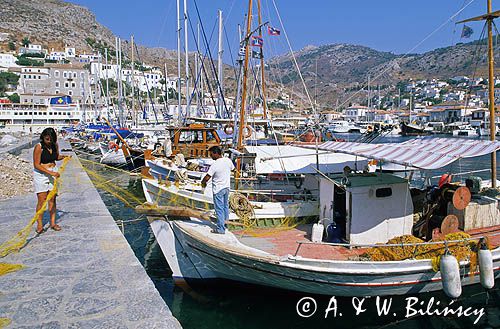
[0,96,96,133]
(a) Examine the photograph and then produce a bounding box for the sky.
[68,0,492,64]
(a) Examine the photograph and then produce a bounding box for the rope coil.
[229,192,255,227]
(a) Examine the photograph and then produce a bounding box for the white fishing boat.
[147,138,500,297]
[328,120,366,134]
[143,177,319,223]
[99,141,127,165]
[452,124,478,137]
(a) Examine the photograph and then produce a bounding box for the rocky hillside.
[0,0,115,52]
[269,40,500,108]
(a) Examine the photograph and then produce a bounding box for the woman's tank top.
[40,143,57,164]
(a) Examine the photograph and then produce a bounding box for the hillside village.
[0,34,499,130]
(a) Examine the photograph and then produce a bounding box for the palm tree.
[21,37,30,47]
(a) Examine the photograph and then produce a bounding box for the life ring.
[242,125,252,139]
[108,141,119,152]
[224,124,234,135]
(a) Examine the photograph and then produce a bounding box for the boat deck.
[232,224,500,261]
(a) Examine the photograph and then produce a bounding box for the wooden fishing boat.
[147,138,500,297]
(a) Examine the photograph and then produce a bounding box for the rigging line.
[184,16,217,105]
[133,43,159,124]
[248,57,291,174]
[463,23,488,112]
[192,1,233,119]
[263,0,290,102]
[336,0,477,111]
[450,0,470,47]
[155,0,175,47]
[271,0,316,114]
[223,24,239,80]
[186,13,221,118]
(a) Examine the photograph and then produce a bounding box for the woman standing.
[33,128,70,234]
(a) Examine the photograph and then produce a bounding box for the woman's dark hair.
[40,128,57,147]
[208,145,222,155]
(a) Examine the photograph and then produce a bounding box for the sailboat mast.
[198,23,204,108]
[217,10,224,117]
[257,0,268,120]
[184,0,190,117]
[177,0,182,123]
[234,0,254,190]
[487,0,496,188]
[105,48,110,121]
[131,35,136,126]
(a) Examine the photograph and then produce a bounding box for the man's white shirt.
[207,157,235,194]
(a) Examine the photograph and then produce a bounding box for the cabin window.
[375,187,392,198]
[179,131,202,143]
[206,131,215,142]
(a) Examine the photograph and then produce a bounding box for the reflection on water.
[78,138,500,329]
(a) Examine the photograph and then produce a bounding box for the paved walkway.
[0,141,181,328]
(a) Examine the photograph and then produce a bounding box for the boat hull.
[149,218,500,296]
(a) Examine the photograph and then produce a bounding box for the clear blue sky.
[69,0,492,63]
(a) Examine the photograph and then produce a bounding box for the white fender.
[440,253,462,299]
[478,247,494,289]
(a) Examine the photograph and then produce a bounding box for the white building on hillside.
[344,106,367,122]
[0,53,19,68]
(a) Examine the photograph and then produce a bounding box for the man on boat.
[201,146,235,234]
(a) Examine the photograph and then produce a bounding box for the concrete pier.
[0,141,182,328]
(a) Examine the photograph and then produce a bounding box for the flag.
[251,50,263,59]
[251,36,263,47]
[238,47,246,57]
[461,25,473,39]
[268,26,281,36]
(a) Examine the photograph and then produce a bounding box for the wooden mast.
[458,2,500,188]
[257,0,268,120]
[487,0,496,188]
[234,0,253,190]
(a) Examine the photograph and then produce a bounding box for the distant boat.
[400,122,430,136]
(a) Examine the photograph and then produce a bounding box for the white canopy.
[246,145,367,174]
[304,137,500,170]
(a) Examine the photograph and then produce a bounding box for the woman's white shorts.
[33,166,58,194]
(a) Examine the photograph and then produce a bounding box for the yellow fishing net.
[0,318,11,328]
[363,231,480,272]
[0,263,24,277]
[0,157,70,258]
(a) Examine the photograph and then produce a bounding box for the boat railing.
[235,188,317,201]
[429,168,491,179]
[293,231,500,256]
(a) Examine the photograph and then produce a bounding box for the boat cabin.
[319,173,414,244]
[167,124,222,158]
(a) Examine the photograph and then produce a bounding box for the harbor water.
[79,136,500,329]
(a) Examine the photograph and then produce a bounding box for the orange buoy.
[452,186,471,211]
